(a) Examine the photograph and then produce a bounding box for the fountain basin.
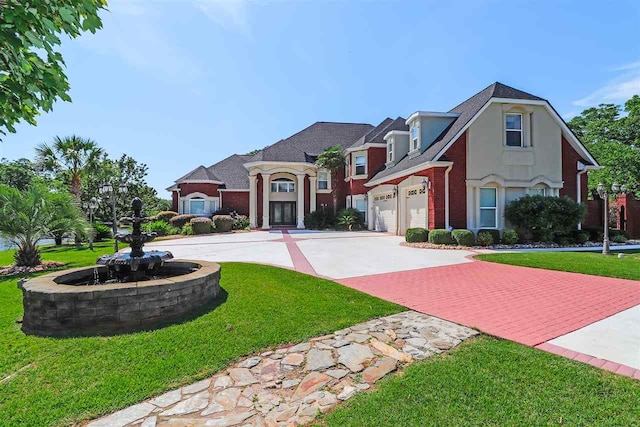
[20,260,221,337]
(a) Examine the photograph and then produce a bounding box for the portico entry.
[270,201,296,226]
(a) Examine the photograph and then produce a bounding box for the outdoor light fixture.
[82,197,100,250]
[597,182,627,255]
[98,182,129,253]
[421,178,430,191]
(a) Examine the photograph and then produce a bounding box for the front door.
[270,202,296,226]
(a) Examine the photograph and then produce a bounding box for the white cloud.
[194,0,252,39]
[572,60,640,107]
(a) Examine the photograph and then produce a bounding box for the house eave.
[365,161,454,187]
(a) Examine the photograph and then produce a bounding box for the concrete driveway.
[145,230,474,279]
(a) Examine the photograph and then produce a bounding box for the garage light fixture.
[421,178,430,191]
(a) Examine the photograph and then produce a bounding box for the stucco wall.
[467,103,562,183]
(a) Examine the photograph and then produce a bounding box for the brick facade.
[220,191,249,216]
[560,136,588,202]
[442,133,467,229]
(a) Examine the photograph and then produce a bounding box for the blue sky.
[1,0,639,197]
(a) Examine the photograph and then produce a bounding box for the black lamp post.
[99,182,128,253]
[82,197,99,250]
[596,182,626,255]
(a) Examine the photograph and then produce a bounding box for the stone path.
[87,311,478,427]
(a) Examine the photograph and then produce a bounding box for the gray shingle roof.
[175,165,221,182]
[369,82,545,183]
[206,154,256,190]
[256,122,373,162]
[348,117,409,148]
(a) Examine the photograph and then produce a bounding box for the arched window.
[271,178,295,193]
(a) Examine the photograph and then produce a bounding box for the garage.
[404,186,427,231]
[372,192,396,232]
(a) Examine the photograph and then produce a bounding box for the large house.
[167,82,599,234]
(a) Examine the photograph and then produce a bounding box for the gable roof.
[207,154,256,190]
[175,165,222,182]
[253,122,374,163]
[368,82,555,183]
[348,117,409,149]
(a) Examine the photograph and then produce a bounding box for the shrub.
[212,208,233,216]
[212,215,234,233]
[501,229,519,245]
[142,220,178,237]
[170,214,196,229]
[574,230,591,244]
[156,211,178,223]
[336,208,364,230]
[428,229,453,245]
[557,237,573,246]
[479,229,501,244]
[190,217,212,234]
[504,195,585,242]
[93,223,112,241]
[181,224,194,235]
[476,230,494,246]
[405,228,428,243]
[233,215,250,230]
[305,210,336,229]
[582,227,604,242]
[612,234,628,243]
[451,229,475,246]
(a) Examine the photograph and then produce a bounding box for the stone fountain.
[96,197,173,282]
[20,198,221,337]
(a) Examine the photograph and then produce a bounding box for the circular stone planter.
[20,260,221,337]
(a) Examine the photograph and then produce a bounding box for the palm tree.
[35,135,104,201]
[316,145,345,215]
[0,184,87,267]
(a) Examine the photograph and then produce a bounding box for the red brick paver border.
[536,342,640,380]
[338,261,640,346]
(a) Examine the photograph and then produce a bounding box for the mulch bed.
[0,261,65,276]
[402,241,631,251]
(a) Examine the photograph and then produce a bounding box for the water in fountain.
[96,197,174,283]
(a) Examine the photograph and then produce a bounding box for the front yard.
[476,250,640,280]
[1,244,639,426]
[0,244,400,426]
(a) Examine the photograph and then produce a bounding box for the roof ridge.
[448,82,496,112]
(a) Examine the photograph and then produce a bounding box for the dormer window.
[388,142,394,162]
[411,127,419,151]
[354,154,366,175]
[506,113,523,147]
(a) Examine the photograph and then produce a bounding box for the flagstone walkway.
[87,311,478,427]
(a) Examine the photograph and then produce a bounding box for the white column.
[498,187,506,230]
[296,174,305,229]
[262,174,271,230]
[249,175,257,228]
[309,176,317,213]
[367,192,374,230]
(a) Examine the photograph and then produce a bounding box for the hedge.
[451,229,475,246]
[479,229,500,244]
[476,230,494,246]
[213,215,234,233]
[190,217,212,234]
[428,229,453,245]
[405,228,428,243]
[170,214,196,229]
[156,211,178,223]
[501,229,519,245]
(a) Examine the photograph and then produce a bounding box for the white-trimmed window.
[318,171,329,190]
[411,127,419,151]
[189,198,206,215]
[479,188,498,228]
[346,196,352,209]
[529,187,546,197]
[345,157,350,176]
[388,142,394,162]
[506,113,523,147]
[354,197,367,221]
[271,178,295,193]
[354,155,366,175]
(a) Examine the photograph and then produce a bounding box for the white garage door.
[372,193,396,233]
[405,187,427,231]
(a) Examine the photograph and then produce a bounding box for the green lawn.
[321,336,640,426]
[0,244,401,426]
[476,250,640,280]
